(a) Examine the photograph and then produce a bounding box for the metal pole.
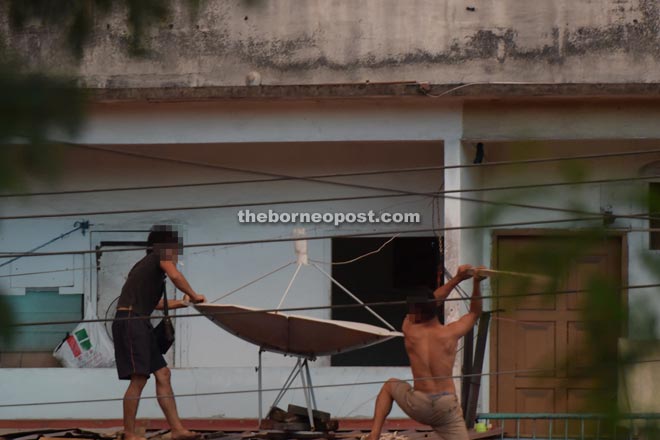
[258,349,263,424]
[312,263,396,330]
[461,327,474,420]
[465,312,492,428]
[272,358,303,409]
[304,360,318,410]
[300,359,316,431]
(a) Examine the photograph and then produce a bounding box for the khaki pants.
[390,380,468,440]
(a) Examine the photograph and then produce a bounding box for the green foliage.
[8,1,113,59]
[0,0,201,346]
[7,0,202,58]
[0,53,82,188]
[123,0,170,55]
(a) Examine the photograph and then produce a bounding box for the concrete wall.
[3,0,660,87]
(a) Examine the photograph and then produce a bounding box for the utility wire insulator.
[293,228,308,265]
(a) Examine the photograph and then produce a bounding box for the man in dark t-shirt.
[112,226,206,440]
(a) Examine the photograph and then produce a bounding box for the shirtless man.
[366,264,485,440]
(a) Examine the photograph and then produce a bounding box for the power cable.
[3,360,659,410]
[9,281,660,328]
[70,144,660,178]
[310,235,399,266]
[211,261,296,304]
[0,215,623,259]
[3,169,660,202]
[2,184,658,228]
[0,245,244,279]
[0,222,88,269]
[34,146,656,224]
[0,367,558,409]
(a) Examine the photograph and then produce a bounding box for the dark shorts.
[112,310,167,380]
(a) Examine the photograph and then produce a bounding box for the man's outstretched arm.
[155,298,190,310]
[447,267,486,337]
[159,260,206,304]
[432,264,473,302]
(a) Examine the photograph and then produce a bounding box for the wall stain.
[225,0,660,72]
[6,0,660,77]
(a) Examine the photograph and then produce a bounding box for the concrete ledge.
[89,83,660,103]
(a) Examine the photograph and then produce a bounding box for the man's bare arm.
[155,298,189,310]
[447,270,485,337]
[160,260,206,303]
[432,264,473,302]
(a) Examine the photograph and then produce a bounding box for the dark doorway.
[330,236,441,366]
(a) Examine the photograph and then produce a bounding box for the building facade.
[1,0,659,424]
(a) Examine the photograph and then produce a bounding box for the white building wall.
[0,101,461,419]
[6,99,657,420]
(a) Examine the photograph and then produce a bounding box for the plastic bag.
[53,303,115,368]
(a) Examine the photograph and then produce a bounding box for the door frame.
[488,229,629,412]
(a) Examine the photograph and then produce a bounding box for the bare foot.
[171,430,201,440]
[123,433,147,440]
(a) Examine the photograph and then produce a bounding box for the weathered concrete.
[3,0,660,89]
[89,83,660,103]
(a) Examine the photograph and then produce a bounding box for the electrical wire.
[211,261,296,303]
[3,184,659,234]
[3,174,660,224]
[3,145,642,223]
[0,223,86,269]
[70,144,660,178]
[0,214,603,278]
[0,244,249,280]
[310,235,400,266]
[0,151,656,274]
[3,360,659,410]
[1,147,658,256]
[0,193,416,221]
[9,281,660,328]
[4,168,660,202]
[0,215,622,259]
[0,367,554,409]
[0,266,84,279]
[70,145,437,199]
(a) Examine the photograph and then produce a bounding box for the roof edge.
[89,82,660,103]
